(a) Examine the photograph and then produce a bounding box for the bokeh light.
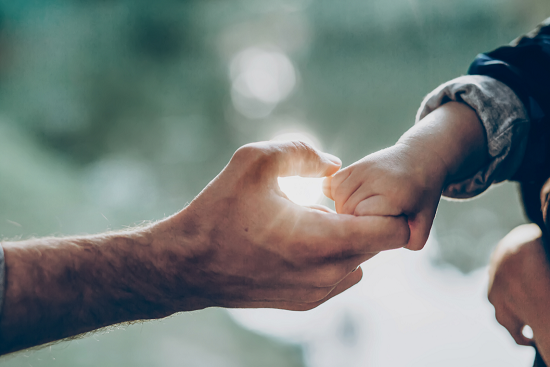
[230,47,297,119]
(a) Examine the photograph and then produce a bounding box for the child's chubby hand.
[323,142,448,251]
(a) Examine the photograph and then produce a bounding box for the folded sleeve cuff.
[416,75,530,199]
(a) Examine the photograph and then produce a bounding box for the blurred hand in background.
[488,224,550,363]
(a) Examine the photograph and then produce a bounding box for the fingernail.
[324,153,342,166]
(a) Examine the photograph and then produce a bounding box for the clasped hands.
[156,100,550,355]
[155,102,481,312]
[132,100,550,358]
[155,140,412,312]
[4,101,537,356]
[156,102,550,359]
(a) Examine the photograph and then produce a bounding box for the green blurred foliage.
[0,0,548,365]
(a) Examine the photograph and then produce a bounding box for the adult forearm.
[0,223,181,355]
[0,140,411,355]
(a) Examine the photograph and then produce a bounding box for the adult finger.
[291,208,409,257]
[225,267,364,311]
[268,248,376,288]
[306,204,336,214]
[291,266,364,311]
[340,215,409,253]
[229,284,336,304]
[245,141,342,178]
[300,252,377,287]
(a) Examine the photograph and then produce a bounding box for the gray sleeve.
[0,245,4,315]
[416,75,530,199]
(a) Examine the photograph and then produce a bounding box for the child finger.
[333,174,362,214]
[330,168,352,208]
[322,176,334,200]
[341,186,374,215]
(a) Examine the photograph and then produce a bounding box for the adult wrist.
[80,228,175,322]
[143,209,214,314]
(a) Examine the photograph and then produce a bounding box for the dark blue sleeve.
[468,20,550,183]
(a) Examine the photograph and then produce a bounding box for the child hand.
[324,102,487,250]
[323,142,448,251]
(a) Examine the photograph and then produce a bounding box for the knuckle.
[291,140,321,169]
[232,144,263,162]
[231,144,277,175]
[233,143,276,163]
[291,140,316,155]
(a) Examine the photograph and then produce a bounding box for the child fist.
[323,143,447,251]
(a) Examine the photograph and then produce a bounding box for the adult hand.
[0,141,409,355]
[488,224,550,362]
[157,141,411,311]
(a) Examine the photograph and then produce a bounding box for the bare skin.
[325,101,550,355]
[0,140,410,355]
[324,101,488,250]
[488,224,550,364]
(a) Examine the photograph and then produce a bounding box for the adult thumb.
[265,140,342,178]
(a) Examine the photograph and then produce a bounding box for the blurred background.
[0,0,548,366]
